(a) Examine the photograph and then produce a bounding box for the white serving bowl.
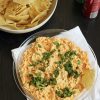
[0,0,58,34]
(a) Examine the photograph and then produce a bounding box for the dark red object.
[83,0,100,18]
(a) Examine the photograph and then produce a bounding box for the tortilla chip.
[16,6,28,15]
[17,20,29,25]
[0,14,6,25]
[29,5,40,18]
[82,69,95,89]
[4,1,23,17]
[2,23,19,29]
[25,20,39,28]
[8,15,29,22]
[13,0,35,5]
[33,0,51,12]
[0,0,9,12]
[31,10,47,24]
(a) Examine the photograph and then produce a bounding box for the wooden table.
[0,0,100,100]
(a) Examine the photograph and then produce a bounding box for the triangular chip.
[31,10,47,24]
[0,14,6,25]
[6,19,15,24]
[0,0,9,12]
[13,0,35,5]
[29,5,40,18]
[3,23,19,30]
[82,69,95,89]
[16,6,27,15]
[4,1,23,18]
[8,15,29,22]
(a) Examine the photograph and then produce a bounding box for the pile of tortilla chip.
[0,0,52,30]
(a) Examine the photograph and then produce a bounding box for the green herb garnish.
[57,50,77,65]
[42,50,55,60]
[73,71,80,78]
[55,61,62,65]
[39,67,45,72]
[58,53,66,62]
[77,60,81,65]
[58,49,60,52]
[56,90,63,98]
[38,44,42,48]
[64,61,80,78]
[28,74,33,78]
[55,61,62,68]
[53,41,61,48]
[53,68,59,78]
[30,73,48,90]
[64,50,76,59]
[49,77,57,85]
[29,64,35,67]
[51,49,56,53]
[42,52,52,60]
[56,87,74,98]
[35,72,41,77]
[64,61,73,76]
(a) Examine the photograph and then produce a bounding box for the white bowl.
[0,0,58,34]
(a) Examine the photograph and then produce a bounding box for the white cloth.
[12,26,100,100]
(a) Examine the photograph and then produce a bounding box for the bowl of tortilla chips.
[0,0,58,34]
